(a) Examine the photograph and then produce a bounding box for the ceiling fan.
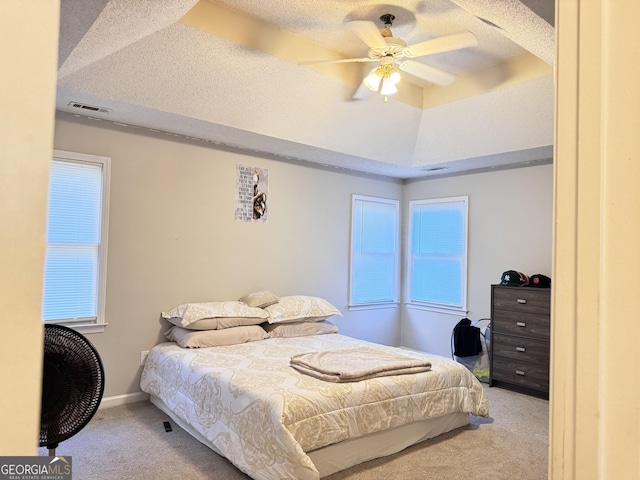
[306,14,478,100]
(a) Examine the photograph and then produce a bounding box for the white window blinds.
[42,152,110,325]
[350,195,399,306]
[409,196,468,311]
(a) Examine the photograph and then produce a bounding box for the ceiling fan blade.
[346,20,387,49]
[399,60,456,86]
[299,57,376,65]
[403,31,478,58]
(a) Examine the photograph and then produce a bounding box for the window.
[408,196,468,314]
[349,195,399,307]
[42,150,111,333]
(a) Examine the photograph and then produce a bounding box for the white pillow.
[238,290,280,308]
[264,295,342,324]
[164,325,268,348]
[162,301,268,328]
[264,320,338,338]
[165,316,266,330]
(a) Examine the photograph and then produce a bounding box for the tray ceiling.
[56,0,555,179]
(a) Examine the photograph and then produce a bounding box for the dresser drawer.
[492,333,549,365]
[492,310,550,339]
[492,287,550,316]
[491,357,549,392]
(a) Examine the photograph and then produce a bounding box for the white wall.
[401,164,553,356]
[54,112,403,398]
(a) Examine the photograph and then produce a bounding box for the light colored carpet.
[38,384,548,479]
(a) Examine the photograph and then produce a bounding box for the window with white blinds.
[349,195,399,307]
[408,196,468,314]
[42,150,110,332]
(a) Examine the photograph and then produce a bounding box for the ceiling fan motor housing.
[369,37,407,60]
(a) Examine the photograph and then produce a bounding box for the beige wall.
[54,113,554,400]
[54,113,404,398]
[0,1,59,454]
[402,164,553,356]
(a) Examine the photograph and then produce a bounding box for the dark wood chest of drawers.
[490,284,551,398]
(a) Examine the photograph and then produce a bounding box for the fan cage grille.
[40,324,105,449]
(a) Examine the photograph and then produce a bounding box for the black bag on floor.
[452,318,482,357]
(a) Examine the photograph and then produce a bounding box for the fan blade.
[299,57,376,65]
[403,31,478,58]
[399,60,456,86]
[346,20,387,49]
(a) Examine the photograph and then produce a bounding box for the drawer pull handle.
[516,321,527,327]
[516,346,526,352]
[517,298,527,304]
[515,370,526,376]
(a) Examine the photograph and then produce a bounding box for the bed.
[140,332,489,480]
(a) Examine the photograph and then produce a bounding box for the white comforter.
[140,334,488,480]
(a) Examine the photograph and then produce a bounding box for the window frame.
[348,194,400,309]
[406,195,468,315]
[42,150,111,334]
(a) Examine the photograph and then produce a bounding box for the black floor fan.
[40,324,105,456]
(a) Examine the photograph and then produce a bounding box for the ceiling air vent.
[68,101,111,114]
[423,166,447,172]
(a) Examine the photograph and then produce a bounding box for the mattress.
[140,333,489,480]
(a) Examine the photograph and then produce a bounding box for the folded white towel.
[290,347,431,382]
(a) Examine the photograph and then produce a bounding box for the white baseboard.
[99,392,149,410]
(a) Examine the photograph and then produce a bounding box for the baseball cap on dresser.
[500,270,530,287]
[528,274,551,288]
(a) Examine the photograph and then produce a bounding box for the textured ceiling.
[56,0,555,179]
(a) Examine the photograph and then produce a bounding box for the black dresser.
[490,284,551,398]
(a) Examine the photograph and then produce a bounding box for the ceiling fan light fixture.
[316,16,478,101]
[363,62,400,97]
[380,76,398,96]
[389,69,401,84]
[363,68,383,91]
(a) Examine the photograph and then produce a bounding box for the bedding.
[238,290,280,308]
[164,324,268,348]
[140,333,488,480]
[290,346,432,382]
[165,315,267,330]
[162,301,269,328]
[263,295,342,323]
[263,320,338,338]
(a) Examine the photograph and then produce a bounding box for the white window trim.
[348,302,399,312]
[46,150,111,334]
[405,195,468,315]
[405,302,469,316]
[348,194,400,309]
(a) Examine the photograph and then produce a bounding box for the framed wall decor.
[235,164,268,223]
